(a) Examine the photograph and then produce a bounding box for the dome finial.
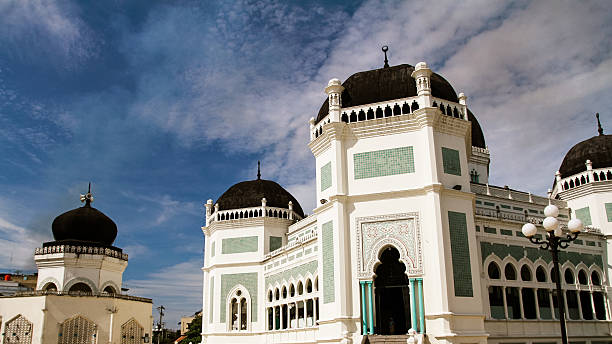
[596,112,604,135]
[382,46,389,68]
[257,161,261,180]
[80,182,94,207]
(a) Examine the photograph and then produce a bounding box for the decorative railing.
[208,206,302,225]
[471,183,565,207]
[556,167,612,193]
[35,245,128,260]
[3,290,151,302]
[311,96,467,141]
[264,230,318,260]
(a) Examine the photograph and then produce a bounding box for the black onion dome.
[51,203,118,246]
[559,134,612,177]
[216,179,305,218]
[315,64,486,149]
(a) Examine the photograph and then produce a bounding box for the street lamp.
[521,204,583,344]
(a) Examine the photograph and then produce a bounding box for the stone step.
[364,334,410,344]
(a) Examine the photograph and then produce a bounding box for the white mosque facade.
[200,61,612,344]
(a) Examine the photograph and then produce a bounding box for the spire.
[80,182,94,206]
[257,161,261,180]
[382,46,389,68]
[596,112,604,135]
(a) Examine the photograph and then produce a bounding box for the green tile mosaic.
[481,242,603,268]
[606,203,612,222]
[500,204,510,209]
[220,272,258,322]
[513,207,523,211]
[500,229,513,236]
[529,209,539,214]
[484,202,495,207]
[448,211,473,297]
[574,239,583,245]
[484,227,497,234]
[586,241,596,247]
[442,147,461,176]
[320,162,332,191]
[576,207,592,226]
[475,200,482,204]
[353,146,414,179]
[270,236,282,252]
[265,260,318,288]
[210,241,215,257]
[322,221,335,303]
[222,236,258,254]
[515,231,525,238]
[209,276,214,323]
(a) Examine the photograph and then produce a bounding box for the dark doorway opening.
[374,246,411,335]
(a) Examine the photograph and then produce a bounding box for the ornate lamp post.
[521,204,583,344]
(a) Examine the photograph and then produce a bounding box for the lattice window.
[4,315,33,344]
[121,318,144,344]
[58,315,97,344]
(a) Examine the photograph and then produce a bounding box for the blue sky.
[1,0,611,327]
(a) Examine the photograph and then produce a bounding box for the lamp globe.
[544,204,559,218]
[542,216,559,232]
[522,223,537,237]
[567,218,583,233]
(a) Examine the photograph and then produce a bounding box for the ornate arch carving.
[37,276,61,291]
[64,277,98,293]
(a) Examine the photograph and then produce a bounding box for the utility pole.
[156,305,165,344]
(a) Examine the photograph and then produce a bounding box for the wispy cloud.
[121,191,200,226]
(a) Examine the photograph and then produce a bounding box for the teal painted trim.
[320,162,332,191]
[367,281,374,335]
[322,221,335,303]
[441,147,461,176]
[417,279,425,334]
[222,236,258,254]
[269,236,282,252]
[354,146,415,179]
[360,282,367,334]
[606,203,612,222]
[448,211,474,297]
[409,279,417,331]
[576,207,592,226]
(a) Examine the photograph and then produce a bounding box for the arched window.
[592,271,602,285]
[520,265,532,281]
[306,279,312,293]
[43,282,58,291]
[402,102,410,114]
[578,270,588,285]
[393,104,401,116]
[58,315,97,344]
[103,286,116,294]
[551,267,558,283]
[536,266,547,282]
[594,173,600,181]
[298,281,304,295]
[375,107,383,118]
[5,315,33,344]
[69,282,92,294]
[564,269,574,284]
[341,113,348,123]
[358,110,366,121]
[593,292,607,319]
[314,277,319,291]
[282,286,287,299]
[505,264,517,280]
[447,105,452,116]
[439,102,445,114]
[268,290,273,302]
[488,262,500,279]
[384,105,392,117]
[349,111,357,122]
[275,288,280,300]
[290,284,295,297]
[228,288,250,331]
[522,288,537,319]
[121,318,144,344]
[367,108,374,120]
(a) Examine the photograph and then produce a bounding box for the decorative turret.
[325,78,344,122]
[411,61,432,107]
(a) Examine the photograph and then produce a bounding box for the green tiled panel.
[220,272,258,322]
[222,236,258,254]
[265,260,318,287]
[500,204,511,209]
[353,146,414,179]
[606,203,612,222]
[270,236,282,252]
[448,211,473,297]
[574,239,583,245]
[322,221,335,303]
[210,241,215,257]
[442,147,461,176]
[481,242,603,269]
[500,229,513,236]
[209,276,214,323]
[576,207,592,226]
[320,162,332,191]
[484,227,496,234]
[513,207,523,211]
[586,241,596,247]
[484,202,495,207]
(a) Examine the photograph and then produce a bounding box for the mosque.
[0,187,153,343]
[200,54,612,344]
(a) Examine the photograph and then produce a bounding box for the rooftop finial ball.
[567,218,583,233]
[382,46,388,52]
[521,223,537,237]
[544,204,559,218]
[542,216,559,232]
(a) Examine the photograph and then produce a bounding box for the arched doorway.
[374,246,411,334]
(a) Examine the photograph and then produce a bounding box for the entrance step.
[363,334,410,344]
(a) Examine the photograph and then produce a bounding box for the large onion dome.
[216,176,305,218]
[51,189,117,246]
[315,63,486,149]
[558,116,612,177]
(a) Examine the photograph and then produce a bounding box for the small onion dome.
[51,199,118,246]
[315,63,486,149]
[558,134,612,177]
[216,178,305,218]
